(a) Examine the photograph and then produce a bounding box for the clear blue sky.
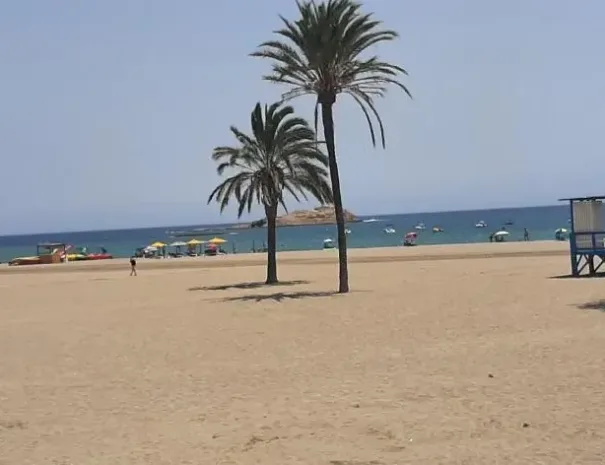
[1,0,603,234]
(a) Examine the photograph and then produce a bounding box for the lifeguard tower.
[560,196,605,276]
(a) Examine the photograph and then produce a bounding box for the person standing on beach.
[524,228,530,241]
[130,256,137,276]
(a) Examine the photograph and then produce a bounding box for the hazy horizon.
[2,0,602,235]
[0,203,567,237]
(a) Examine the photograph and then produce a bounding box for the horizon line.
[0,203,564,238]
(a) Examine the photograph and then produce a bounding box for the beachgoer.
[130,257,137,276]
[524,228,530,241]
[489,233,494,243]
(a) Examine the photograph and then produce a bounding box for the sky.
[1,0,603,235]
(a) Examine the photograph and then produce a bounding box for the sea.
[0,205,570,263]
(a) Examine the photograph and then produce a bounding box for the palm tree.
[208,101,332,284]
[251,0,411,293]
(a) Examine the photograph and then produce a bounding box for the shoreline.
[0,240,569,274]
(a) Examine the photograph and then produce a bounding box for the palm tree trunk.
[265,204,279,284]
[321,102,349,293]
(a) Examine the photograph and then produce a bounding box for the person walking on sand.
[130,256,137,276]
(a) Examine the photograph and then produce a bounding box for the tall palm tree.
[208,101,332,284]
[251,0,411,293]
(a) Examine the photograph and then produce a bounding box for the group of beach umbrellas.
[149,237,226,249]
[145,237,227,255]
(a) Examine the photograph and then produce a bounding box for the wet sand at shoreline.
[2,242,605,464]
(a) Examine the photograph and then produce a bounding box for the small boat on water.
[432,226,444,233]
[403,231,417,246]
[362,218,381,223]
[345,228,352,234]
[323,238,335,249]
[414,222,426,230]
[384,226,396,234]
[475,220,488,228]
[504,220,514,226]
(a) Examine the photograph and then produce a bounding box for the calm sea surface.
[0,206,570,262]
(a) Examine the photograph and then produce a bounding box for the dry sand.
[1,242,605,464]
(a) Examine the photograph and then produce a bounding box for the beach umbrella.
[208,237,227,244]
[151,241,167,248]
[493,231,509,237]
[555,228,568,234]
[186,238,204,245]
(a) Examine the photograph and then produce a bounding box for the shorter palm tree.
[208,101,332,284]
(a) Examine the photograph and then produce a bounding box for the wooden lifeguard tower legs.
[561,196,605,277]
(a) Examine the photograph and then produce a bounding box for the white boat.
[345,228,352,234]
[414,222,426,230]
[475,220,487,228]
[362,218,381,223]
[384,227,396,234]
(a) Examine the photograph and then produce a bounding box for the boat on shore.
[323,238,335,249]
[403,231,417,246]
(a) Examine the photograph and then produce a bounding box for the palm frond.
[251,0,411,148]
[207,101,333,219]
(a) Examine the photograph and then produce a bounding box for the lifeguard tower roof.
[558,196,605,202]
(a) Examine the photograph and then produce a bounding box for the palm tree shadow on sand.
[577,300,605,312]
[188,280,310,292]
[220,290,337,303]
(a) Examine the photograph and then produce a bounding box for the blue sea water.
[0,205,569,263]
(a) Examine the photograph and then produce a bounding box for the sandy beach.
[2,242,605,464]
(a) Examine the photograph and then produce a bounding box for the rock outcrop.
[246,206,358,228]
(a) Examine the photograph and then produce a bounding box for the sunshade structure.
[186,239,204,245]
[208,237,227,244]
[151,241,167,248]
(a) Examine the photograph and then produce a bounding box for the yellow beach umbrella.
[208,237,227,244]
[186,238,204,245]
[151,241,166,248]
